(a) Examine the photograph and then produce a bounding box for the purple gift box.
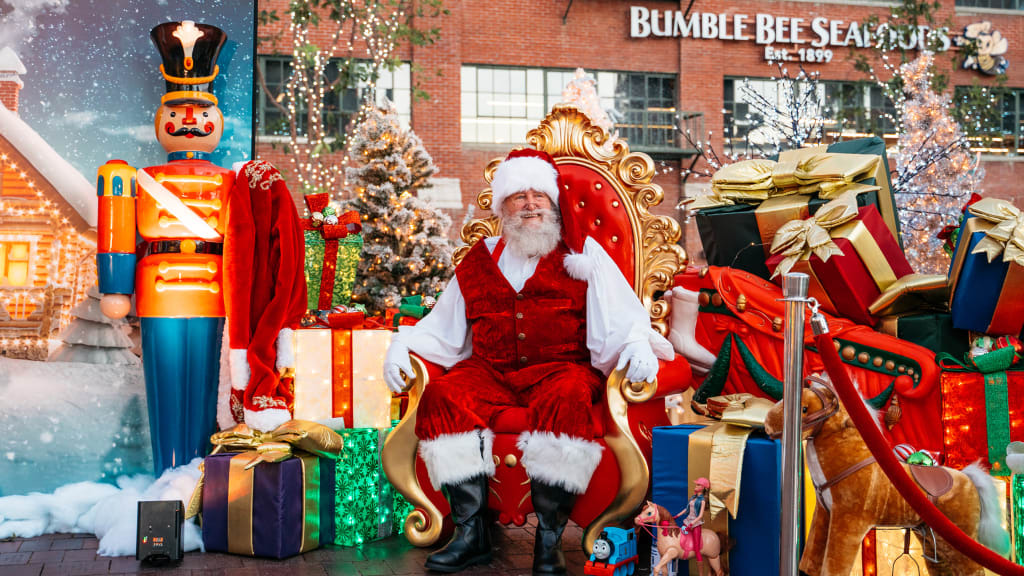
[201,451,335,558]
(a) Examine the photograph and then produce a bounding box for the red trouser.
[415,356,603,441]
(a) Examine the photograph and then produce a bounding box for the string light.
[0,154,96,352]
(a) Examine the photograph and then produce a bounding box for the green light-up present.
[333,426,404,546]
[302,193,363,311]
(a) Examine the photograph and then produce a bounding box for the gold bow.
[186,420,344,518]
[705,393,776,428]
[691,152,881,212]
[689,393,776,525]
[968,198,1024,266]
[768,190,860,278]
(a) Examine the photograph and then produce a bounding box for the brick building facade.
[256,0,1024,259]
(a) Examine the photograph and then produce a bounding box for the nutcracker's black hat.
[150,21,226,107]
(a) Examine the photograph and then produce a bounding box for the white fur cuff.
[229,348,249,391]
[217,322,235,430]
[517,431,604,494]
[244,407,291,433]
[276,328,295,371]
[418,429,496,490]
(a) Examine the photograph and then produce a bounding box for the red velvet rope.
[815,330,1022,575]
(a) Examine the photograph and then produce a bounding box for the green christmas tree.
[343,104,453,314]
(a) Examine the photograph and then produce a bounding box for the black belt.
[148,240,223,255]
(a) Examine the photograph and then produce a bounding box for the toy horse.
[634,501,724,576]
[763,375,1009,576]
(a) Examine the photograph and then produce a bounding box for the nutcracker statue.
[96,21,306,475]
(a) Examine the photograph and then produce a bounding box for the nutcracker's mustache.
[167,126,213,137]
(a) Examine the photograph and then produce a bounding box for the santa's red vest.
[455,240,589,373]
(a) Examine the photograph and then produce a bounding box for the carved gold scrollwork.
[454,215,500,266]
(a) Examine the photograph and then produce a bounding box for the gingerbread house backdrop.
[0,47,96,360]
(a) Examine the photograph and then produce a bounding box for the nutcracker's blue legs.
[141,317,224,475]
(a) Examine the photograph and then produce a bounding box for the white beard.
[502,208,561,259]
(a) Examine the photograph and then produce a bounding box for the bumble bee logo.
[957,21,1009,76]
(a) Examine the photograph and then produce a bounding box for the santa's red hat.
[218,160,307,432]
[490,149,563,214]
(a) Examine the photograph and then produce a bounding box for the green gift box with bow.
[939,347,1024,476]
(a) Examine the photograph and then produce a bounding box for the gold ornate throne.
[381,105,694,551]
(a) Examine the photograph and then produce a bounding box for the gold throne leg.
[583,367,657,552]
[381,356,444,547]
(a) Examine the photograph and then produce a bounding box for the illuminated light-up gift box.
[293,327,392,429]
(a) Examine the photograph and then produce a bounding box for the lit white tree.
[893,52,984,274]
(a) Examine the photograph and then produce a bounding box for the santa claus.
[383,149,674,575]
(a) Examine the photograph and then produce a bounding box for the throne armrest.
[381,354,444,547]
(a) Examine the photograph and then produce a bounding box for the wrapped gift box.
[695,137,899,280]
[851,529,934,576]
[334,426,406,546]
[766,202,913,326]
[652,424,782,576]
[294,327,392,429]
[876,313,971,359]
[940,349,1024,475]
[302,193,363,311]
[202,451,336,559]
[948,200,1024,336]
[695,189,880,280]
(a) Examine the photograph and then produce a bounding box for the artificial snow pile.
[0,459,204,556]
[0,356,149,496]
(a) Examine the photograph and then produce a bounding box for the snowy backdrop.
[3,0,255,176]
[0,357,150,497]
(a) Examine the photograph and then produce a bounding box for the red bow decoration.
[301,193,363,310]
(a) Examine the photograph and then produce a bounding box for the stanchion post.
[780,273,809,576]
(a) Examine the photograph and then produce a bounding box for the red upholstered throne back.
[558,163,636,287]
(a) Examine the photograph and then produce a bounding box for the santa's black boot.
[424,474,492,573]
[531,480,577,575]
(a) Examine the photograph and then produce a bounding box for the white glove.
[384,340,416,394]
[615,340,659,383]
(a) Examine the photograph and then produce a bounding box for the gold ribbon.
[186,420,344,519]
[868,274,950,316]
[768,190,861,278]
[693,156,881,211]
[754,196,812,256]
[685,394,773,575]
[968,198,1024,266]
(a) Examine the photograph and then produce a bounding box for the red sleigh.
[381,105,695,552]
[675,265,944,454]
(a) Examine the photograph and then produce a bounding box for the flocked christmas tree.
[894,52,984,275]
[49,286,139,365]
[560,68,617,139]
[343,103,453,314]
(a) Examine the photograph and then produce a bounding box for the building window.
[955,0,1022,10]
[461,65,678,149]
[256,56,411,137]
[956,86,1021,155]
[723,78,896,155]
[0,242,30,286]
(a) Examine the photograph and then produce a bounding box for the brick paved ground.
[0,519,649,576]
